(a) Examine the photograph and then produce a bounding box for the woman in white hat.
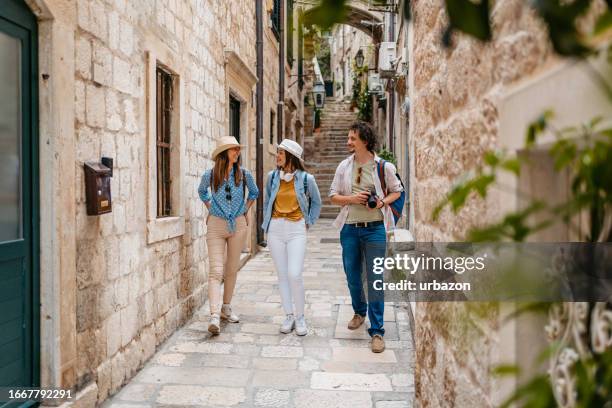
[198,136,259,335]
[262,139,322,335]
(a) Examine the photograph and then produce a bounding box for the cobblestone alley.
[101,220,414,408]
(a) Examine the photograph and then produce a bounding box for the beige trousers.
[206,215,248,315]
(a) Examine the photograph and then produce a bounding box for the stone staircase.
[306,98,358,219]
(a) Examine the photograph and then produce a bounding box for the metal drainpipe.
[277,0,285,143]
[388,11,395,152]
[256,0,264,244]
[342,26,345,96]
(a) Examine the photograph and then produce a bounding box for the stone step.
[313,142,348,147]
[314,141,348,145]
[313,150,347,154]
[314,153,348,158]
[309,175,334,181]
[307,170,336,177]
[316,147,348,151]
[305,162,339,168]
[313,147,348,151]
[315,139,349,144]
[314,142,347,145]
[314,151,348,155]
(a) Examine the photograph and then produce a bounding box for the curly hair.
[349,121,378,152]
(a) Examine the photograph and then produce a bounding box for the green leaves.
[432,173,495,221]
[526,110,554,147]
[377,147,398,165]
[305,0,610,57]
[466,202,549,242]
[494,343,612,407]
[498,374,556,408]
[435,112,612,243]
[433,149,521,223]
[357,88,373,122]
[444,0,491,42]
[302,0,348,30]
[531,0,593,56]
[594,10,612,35]
[572,348,612,405]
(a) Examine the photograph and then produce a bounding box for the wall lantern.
[312,81,326,108]
[355,49,365,69]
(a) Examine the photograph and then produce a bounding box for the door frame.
[0,0,40,397]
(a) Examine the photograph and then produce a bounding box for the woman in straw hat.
[198,136,259,335]
[262,139,322,336]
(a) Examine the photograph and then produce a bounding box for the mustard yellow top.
[272,179,304,221]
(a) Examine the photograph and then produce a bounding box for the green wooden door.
[0,0,39,405]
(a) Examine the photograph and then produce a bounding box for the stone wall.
[408,0,555,405]
[410,0,553,241]
[329,24,374,101]
[71,0,261,403]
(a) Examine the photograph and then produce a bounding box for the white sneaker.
[221,304,240,323]
[280,314,295,334]
[208,314,220,335]
[295,315,308,336]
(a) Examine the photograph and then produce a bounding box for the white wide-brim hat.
[212,136,245,160]
[277,138,304,162]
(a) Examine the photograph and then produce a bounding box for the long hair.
[212,150,242,192]
[277,150,305,173]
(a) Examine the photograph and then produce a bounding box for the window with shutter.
[156,66,174,218]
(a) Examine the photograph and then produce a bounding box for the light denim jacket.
[262,169,322,233]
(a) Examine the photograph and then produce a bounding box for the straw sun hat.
[277,139,304,162]
[212,136,245,160]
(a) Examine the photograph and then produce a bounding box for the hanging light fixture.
[312,81,326,108]
[355,49,365,69]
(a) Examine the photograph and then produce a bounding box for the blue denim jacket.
[198,167,259,232]
[262,169,322,233]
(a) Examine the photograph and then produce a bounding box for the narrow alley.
[101,220,414,408]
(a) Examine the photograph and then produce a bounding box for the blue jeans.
[340,223,386,337]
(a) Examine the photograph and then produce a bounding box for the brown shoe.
[371,335,385,353]
[347,314,365,330]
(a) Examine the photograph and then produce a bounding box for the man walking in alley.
[329,121,403,353]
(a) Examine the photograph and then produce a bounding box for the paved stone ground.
[102,220,414,408]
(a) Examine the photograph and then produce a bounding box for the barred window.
[156,65,174,217]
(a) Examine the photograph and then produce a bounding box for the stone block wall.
[72,0,258,403]
[409,0,555,405]
[410,0,552,241]
[328,24,374,101]
[263,16,282,174]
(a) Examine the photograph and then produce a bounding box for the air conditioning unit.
[378,41,397,78]
[368,73,383,95]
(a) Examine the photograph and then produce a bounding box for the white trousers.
[268,217,307,317]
